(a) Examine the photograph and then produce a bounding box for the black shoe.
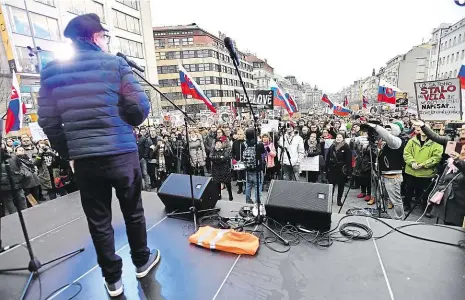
[237,189,243,194]
[425,212,433,218]
[135,249,161,279]
[337,200,343,206]
[104,278,123,297]
[229,196,233,201]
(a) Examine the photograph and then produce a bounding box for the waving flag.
[459,62,465,90]
[321,94,334,108]
[362,95,369,109]
[285,93,298,113]
[229,102,237,119]
[333,104,352,117]
[270,79,294,115]
[179,64,216,113]
[343,95,349,107]
[5,72,26,134]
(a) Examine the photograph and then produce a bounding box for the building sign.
[235,90,273,109]
[414,78,462,121]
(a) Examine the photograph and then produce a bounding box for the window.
[452,54,454,62]
[90,1,105,23]
[30,13,60,40]
[166,51,180,59]
[449,71,452,78]
[453,37,456,46]
[16,46,39,73]
[447,55,450,64]
[113,10,141,34]
[454,69,457,76]
[156,52,166,60]
[168,38,179,46]
[116,0,138,10]
[68,0,86,15]
[457,52,460,61]
[198,63,205,71]
[460,34,463,43]
[204,63,211,71]
[115,37,144,58]
[9,6,31,36]
[154,39,165,48]
[35,0,55,6]
[445,41,448,48]
[462,50,465,60]
[181,37,193,45]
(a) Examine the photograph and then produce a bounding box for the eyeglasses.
[104,34,111,45]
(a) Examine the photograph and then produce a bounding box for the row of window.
[157,63,253,79]
[155,49,253,72]
[67,0,105,22]
[163,90,237,100]
[112,9,141,34]
[159,77,254,89]
[154,38,194,47]
[15,46,54,73]
[438,70,459,80]
[438,50,465,66]
[114,37,144,58]
[441,33,464,50]
[9,6,61,41]
[116,0,139,10]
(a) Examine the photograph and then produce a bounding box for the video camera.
[360,120,383,144]
[444,122,465,138]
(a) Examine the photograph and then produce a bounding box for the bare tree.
[0,72,12,117]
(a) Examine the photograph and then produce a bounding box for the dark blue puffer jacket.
[38,41,150,160]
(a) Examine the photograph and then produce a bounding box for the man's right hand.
[411,119,425,127]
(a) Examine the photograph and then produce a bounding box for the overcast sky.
[151,0,464,93]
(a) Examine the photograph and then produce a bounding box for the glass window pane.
[90,1,105,23]
[40,50,54,68]
[47,17,60,40]
[126,15,134,32]
[137,43,143,58]
[9,7,31,35]
[133,18,140,34]
[31,13,51,39]
[117,11,127,30]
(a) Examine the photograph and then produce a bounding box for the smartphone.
[445,141,463,155]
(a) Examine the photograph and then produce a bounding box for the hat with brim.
[64,13,108,39]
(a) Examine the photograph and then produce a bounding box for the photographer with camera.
[361,121,405,219]
[278,123,305,181]
[411,120,465,146]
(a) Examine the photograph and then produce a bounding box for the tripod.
[0,153,84,300]
[338,138,388,218]
[225,37,289,246]
[403,176,438,220]
[131,72,219,231]
[277,128,297,181]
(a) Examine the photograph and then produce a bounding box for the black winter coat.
[0,153,26,191]
[210,148,232,183]
[231,139,246,161]
[325,142,352,184]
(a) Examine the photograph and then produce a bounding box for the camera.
[444,122,464,138]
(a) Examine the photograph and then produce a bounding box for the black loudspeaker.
[157,174,219,212]
[265,180,332,232]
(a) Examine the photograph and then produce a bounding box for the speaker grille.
[266,180,332,213]
[159,174,210,200]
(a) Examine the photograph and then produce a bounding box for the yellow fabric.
[188,226,259,255]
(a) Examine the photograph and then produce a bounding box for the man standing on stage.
[37,14,159,297]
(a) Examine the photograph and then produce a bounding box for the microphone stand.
[225,39,289,245]
[131,71,219,231]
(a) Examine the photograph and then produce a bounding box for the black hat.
[64,13,108,39]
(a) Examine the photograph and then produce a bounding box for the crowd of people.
[2,112,465,226]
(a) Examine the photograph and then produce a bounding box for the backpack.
[242,142,257,170]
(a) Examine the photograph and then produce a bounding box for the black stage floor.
[0,192,464,300]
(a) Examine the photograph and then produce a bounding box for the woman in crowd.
[262,133,276,188]
[15,146,42,204]
[304,132,322,183]
[150,137,174,190]
[216,128,230,150]
[0,144,27,215]
[326,133,352,206]
[210,141,233,201]
[188,128,207,176]
[231,129,246,194]
[431,148,465,226]
[353,131,372,202]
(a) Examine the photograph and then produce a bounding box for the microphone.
[224,37,240,66]
[116,52,145,73]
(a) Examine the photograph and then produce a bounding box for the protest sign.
[260,119,279,133]
[29,122,48,142]
[414,78,462,121]
[299,156,319,172]
[235,90,274,109]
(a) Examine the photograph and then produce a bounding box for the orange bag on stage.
[188,226,259,255]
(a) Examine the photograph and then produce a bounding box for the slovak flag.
[362,95,369,109]
[458,62,465,90]
[343,96,349,107]
[333,104,352,117]
[270,79,294,115]
[5,72,26,134]
[179,64,216,113]
[378,86,397,104]
[229,102,237,119]
[321,94,334,108]
[285,93,298,113]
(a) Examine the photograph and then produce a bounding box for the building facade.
[245,53,274,89]
[428,18,465,81]
[152,24,255,112]
[0,0,157,116]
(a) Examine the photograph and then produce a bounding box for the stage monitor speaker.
[265,180,332,231]
[157,174,219,212]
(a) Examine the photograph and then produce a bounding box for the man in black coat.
[37,14,159,297]
[0,146,28,215]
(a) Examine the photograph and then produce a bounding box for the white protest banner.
[414,78,462,121]
[299,156,319,172]
[261,119,279,134]
[29,122,48,142]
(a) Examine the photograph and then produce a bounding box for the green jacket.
[403,137,443,178]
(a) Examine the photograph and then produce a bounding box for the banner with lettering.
[414,78,462,121]
[235,90,274,109]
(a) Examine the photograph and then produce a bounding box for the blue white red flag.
[378,86,397,104]
[230,102,237,119]
[270,79,294,115]
[321,94,334,108]
[179,64,216,113]
[362,95,369,109]
[333,104,352,117]
[5,72,26,134]
[458,61,465,90]
[285,93,298,113]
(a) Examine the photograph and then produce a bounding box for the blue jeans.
[245,171,263,204]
